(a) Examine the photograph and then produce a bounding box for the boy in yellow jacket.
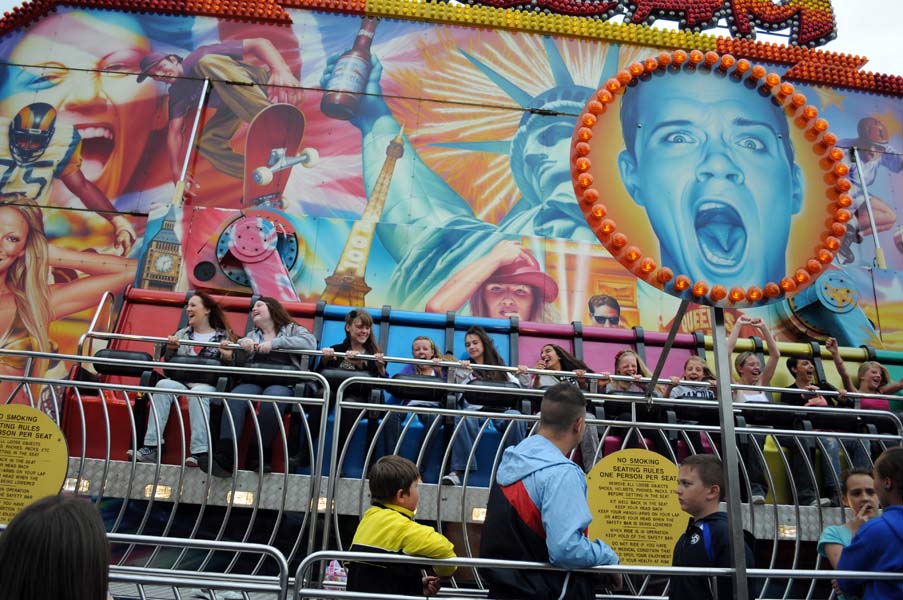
[347,455,456,596]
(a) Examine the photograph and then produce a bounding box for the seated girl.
[206,297,316,476]
[441,326,529,486]
[133,291,235,467]
[532,343,599,471]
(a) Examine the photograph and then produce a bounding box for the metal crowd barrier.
[0,348,330,567]
[2,346,903,599]
[295,550,903,600]
[323,375,900,599]
[108,533,289,600]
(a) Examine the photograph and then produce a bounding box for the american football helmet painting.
[9,102,57,164]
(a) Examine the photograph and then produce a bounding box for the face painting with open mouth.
[0,10,165,202]
[617,71,804,289]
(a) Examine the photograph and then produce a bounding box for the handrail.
[109,533,289,600]
[295,550,903,599]
[77,290,116,357]
[5,346,898,437]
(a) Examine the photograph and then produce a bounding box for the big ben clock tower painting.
[139,205,183,291]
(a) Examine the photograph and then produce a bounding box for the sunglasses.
[593,315,620,326]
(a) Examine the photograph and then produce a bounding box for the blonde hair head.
[857,361,890,391]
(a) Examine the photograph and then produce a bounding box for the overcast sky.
[0,0,898,75]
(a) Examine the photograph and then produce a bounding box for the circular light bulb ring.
[571,50,842,308]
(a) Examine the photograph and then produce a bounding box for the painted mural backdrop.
[0,7,902,357]
[0,10,145,399]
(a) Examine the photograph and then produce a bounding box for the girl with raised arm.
[726,315,780,504]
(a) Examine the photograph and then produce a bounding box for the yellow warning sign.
[0,404,68,524]
[587,448,685,565]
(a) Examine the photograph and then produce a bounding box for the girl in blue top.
[818,468,877,600]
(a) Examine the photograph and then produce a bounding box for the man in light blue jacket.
[480,383,619,599]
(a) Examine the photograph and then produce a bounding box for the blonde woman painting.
[0,194,137,403]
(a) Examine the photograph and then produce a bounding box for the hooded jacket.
[838,505,903,599]
[480,434,619,599]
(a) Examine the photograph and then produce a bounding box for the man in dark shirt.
[137,39,302,181]
[779,344,860,507]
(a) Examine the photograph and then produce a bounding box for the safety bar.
[71,329,903,405]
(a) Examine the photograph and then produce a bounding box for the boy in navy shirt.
[670,455,756,600]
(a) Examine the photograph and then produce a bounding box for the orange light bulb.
[616,70,632,85]
[835,178,852,193]
[575,157,591,172]
[672,50,688,65]
[629,62,644,77]
[597,89,613,104]
[691,280,709,297]
[836,208,852,223]
[639,257,656,274]
[574,141,591,157]
[591,203,607,218]
[605,78,621,93]
[688,50,704,65]
[611,232,628,249]
[578,173,593,188]
[746,286,764,302]
[710,285,727,302]
[806,259,823,274]
[586,100,605,115]
[830,222,847,237]
[837,194,853,208]
[657,267,674,284]
[582,188,599,204]
[780,277,797,292]
[728,286,746,302]
[599,219,616,234]
[581,113,597,127]
[817,249,834,264]
[794,269,811,284]
[824,235,841,251]
[624,246,641,262]
[703,51,719,67]
[674,274,691,291]
[577,127,593,141]
[764,282,781,298]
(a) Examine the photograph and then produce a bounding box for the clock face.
[153,253,175,273]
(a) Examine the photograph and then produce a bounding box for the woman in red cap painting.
[426,240,559,322]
